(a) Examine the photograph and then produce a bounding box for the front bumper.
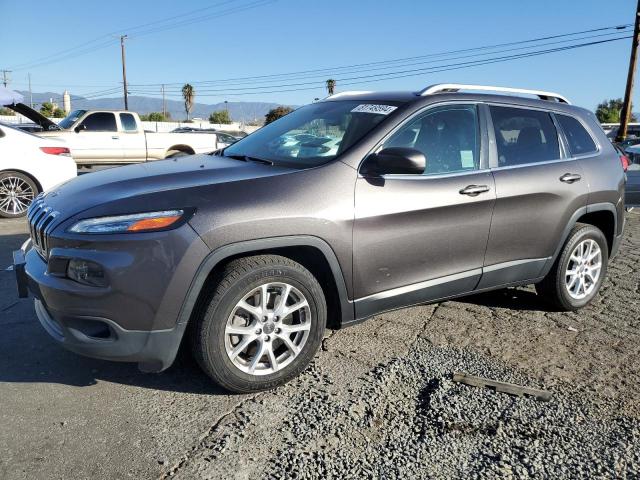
[32,297,186,372]
[13,226,209,372]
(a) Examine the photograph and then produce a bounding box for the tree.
[39,101,55,116]
[140,112,168,121]
[326,79,336,95]
[39,102,65,118]
[0,107,15,116]
[209,110,232,124]
[264,106,293,125]
[182,83,195,121]
[595,98,637,123]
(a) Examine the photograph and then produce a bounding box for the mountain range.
[16,90,282,124]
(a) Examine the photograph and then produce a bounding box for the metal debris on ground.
[452,372,552,402]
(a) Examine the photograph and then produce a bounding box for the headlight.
[69,210,185,234]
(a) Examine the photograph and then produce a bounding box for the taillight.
[620,154,630,172]
[40,146,71,156]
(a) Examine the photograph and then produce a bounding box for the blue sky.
[0,0,637,110]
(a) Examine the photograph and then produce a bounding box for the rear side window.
[82,112,117,132]
[556,114,597,156]
[119,113,138,132]
[490,106,560,167]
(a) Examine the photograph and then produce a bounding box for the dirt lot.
[1,212,638,479]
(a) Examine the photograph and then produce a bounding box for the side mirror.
[74,124,87,133]
[363,147,426,175]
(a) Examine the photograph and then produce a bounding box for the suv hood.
[41,154,293,220]
[8,103,61,131]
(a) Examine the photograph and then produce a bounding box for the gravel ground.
[1,211,639,479]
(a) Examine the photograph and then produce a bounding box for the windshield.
[59,109,87,129]
[224,100,403,167]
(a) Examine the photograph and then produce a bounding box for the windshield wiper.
[224,154,274,165]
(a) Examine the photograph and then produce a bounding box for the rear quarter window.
[556,114,597,156]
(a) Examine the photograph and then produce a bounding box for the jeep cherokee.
[13,84,626,393]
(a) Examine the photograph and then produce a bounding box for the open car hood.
[7,103,61,131]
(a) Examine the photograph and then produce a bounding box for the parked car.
[13,122,46,133]
[13,84,626,393]
[215,132,242,148]
[171,126,218,133]
[621,144,640,209]
[6,104,219,166]
[0,123,77,218]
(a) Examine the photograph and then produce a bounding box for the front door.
[478,105,589,289]
[70,112,123,163]
[353,103,496,318]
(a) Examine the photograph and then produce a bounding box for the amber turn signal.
[126,215,182,232]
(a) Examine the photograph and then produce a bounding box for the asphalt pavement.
[1,212,638,479]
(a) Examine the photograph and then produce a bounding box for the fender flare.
[175,235,355,328]
[540,202,618,277]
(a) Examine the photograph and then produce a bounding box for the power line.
[132,30,630,94]
[8,0,274,72]
[129,35,631,98]
[128,23,632,88]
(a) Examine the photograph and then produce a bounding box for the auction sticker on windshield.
[351,104,397,115]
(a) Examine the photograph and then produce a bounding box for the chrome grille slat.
[27,199,60,261]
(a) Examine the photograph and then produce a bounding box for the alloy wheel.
[224,282,311,376]
[0,176,35,216]
[565,239,602,300]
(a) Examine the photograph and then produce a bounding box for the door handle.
[112,136,120,140]
[560,173,581,183]
[459,184,490,196]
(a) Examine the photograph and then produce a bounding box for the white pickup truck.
[9,104,218,166]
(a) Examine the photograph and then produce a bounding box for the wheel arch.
[541,203,618,278]
[177,236,354,331]
[0,169,43,193]
[166,144,195,156]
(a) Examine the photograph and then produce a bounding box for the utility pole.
[617,0,640,142]
[1,70,11,87]
[120,35,129,110]
[161,84,166,118]
[28,73,33,107]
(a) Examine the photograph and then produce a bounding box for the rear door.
[478,104,589,289]
[353,103,496,317]
[118,113,147,162]
[71,112,123,163]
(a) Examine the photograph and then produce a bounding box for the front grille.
[27,197,60,260]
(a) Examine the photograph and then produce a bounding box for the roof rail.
[417,83,571,104]
[326,91,373,99]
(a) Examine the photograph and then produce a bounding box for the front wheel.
[0,171,39,218]
[190,255,326,393]
[536,223,608,311]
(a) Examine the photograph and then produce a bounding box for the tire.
[536,223,608,311]
[0,171,39,218]
[190,254,327,393]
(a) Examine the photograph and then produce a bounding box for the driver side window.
[382,104,480,175]
[81,112,117,132]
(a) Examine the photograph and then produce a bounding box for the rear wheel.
[536,223,608,311]
[190,255,326,393]
[0,171,39,218]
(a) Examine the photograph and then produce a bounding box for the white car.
[0,123,77,218]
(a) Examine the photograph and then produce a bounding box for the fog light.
[66,259,107,287]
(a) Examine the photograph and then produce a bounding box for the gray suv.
[13,84,626,393]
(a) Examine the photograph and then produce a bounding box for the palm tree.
[182,84,195,121]
[326,79,336,96]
